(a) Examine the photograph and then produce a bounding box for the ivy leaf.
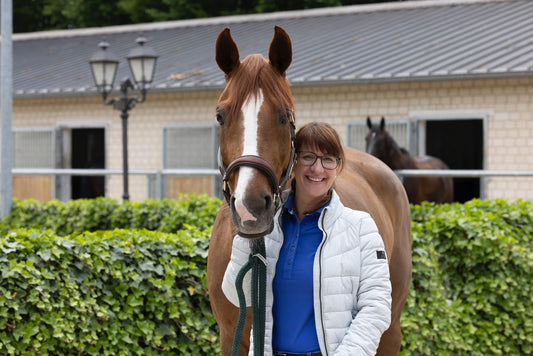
[37,249,51,262]
[1,241,23,254]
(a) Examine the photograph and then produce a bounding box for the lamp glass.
[90,60,118,91]
[128,56,156,85]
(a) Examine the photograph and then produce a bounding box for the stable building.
[5,0,533,202]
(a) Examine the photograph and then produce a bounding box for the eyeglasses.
[297,151,340,170]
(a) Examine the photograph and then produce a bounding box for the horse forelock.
[220,54,293,120]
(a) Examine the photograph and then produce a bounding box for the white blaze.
[233,90,264,222]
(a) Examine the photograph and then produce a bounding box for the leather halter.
[218,112,296,209]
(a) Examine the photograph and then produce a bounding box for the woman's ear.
[336,160,343,175]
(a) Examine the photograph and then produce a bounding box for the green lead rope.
[232,239,267,356]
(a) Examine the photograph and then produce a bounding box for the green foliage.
[1,196,531,354]
[4,194,220,236]
[42,0,131,29]
[401,199,533,355]
[254,0,341,13]
[15,0,397,33]
[0,227,219,355]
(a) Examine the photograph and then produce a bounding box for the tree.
[14,0,50,33]
[14,0,403,33]
[42,0,130,29]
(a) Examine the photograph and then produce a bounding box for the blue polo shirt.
[272,194,328,353]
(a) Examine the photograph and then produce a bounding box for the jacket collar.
[319,189,344,231]
[277,188,344,231]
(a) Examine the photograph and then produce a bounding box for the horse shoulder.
[336,147,410,258]
[410,156,454,203]
[413,155,449,169]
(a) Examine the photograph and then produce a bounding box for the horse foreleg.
[376,287,406,356]
[209,261,252,355]
[377,220,412,356]
[376,321,402,356]
[217,303,252,356]
[208,205,252,356]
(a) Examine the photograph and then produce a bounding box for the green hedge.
[0,194,222,355]
[0,228,219,355]
[402,199,533,355]
[3,194,220,235]
[1,196,532,355]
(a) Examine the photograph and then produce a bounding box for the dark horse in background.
[207,27,412,355]
[366,117,453,204]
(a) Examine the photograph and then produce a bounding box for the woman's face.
[293,144,341,200]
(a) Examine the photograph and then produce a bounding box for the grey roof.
[7,0,533,97]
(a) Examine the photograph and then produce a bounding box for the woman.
[222,122,392,356]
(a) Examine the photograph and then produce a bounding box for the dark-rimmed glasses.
[297,151,340,170]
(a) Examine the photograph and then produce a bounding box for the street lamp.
[89,37,158,200]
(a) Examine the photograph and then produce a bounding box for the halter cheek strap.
[218,113,296,209]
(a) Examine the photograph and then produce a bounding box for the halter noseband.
[218,112,296,209]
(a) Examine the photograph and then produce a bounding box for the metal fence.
[13,168,533,201]
[12,168,221,200]
[395,169,533,178]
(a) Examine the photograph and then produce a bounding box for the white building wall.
[12,76,533,201]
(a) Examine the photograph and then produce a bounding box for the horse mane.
[221,54,294,119]
[380,129,402,153]
[399,147,410,156]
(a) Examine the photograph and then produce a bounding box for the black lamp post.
[89,37,158,200]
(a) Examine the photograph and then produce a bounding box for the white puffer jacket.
[222,190,392,356]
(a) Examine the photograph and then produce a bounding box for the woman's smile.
[306,175,325,182]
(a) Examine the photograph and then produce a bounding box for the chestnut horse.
[207,27,412,356]
[366,117,454,204]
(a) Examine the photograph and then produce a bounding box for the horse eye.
[216,112,225,125]
[280,109,294,125]
[279,113,288,125]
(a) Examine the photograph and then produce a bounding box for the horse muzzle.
[219,153,288,239]
[230,192,276,239]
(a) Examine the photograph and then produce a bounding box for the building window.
[162,124,220,198]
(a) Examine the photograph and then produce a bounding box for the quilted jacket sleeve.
[221,235,253,307]
[334,215,392,356]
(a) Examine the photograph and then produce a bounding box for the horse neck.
[385,145,416,170]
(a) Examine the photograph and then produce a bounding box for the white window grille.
[163,124,218,169]
[347,119,411,153]
[14,128,56,168]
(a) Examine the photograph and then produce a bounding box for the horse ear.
[380,117,385,130]
[215,27,240,76]
[366,117,372,129]
[268,26,292,76]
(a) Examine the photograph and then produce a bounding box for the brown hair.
[295,122,345,171]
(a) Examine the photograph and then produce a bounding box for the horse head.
[215,26,295,239]
[366,117,397,166]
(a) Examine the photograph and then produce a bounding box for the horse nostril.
[263,193,272,210]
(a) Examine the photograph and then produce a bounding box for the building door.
[424,119,484,202]
[71,128,106,199]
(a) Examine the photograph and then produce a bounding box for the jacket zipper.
[318,208,329,356]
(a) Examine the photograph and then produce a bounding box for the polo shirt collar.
[283,192,330,219]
